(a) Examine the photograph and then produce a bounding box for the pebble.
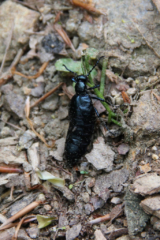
[0,127,12,137]
[152,154,159,160]
[111,197,122,204]
[153,220,160,231]
[82,192,90,203]
[152,146,157,151]
[127,87,137,95]
[44,204,52,211]
[0,0,39,62]
[26,226,39,239]
[141,232,147,238]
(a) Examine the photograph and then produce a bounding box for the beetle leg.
[91,96,105,102]
[87,84,99,90]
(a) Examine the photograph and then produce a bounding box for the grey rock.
[84,203,94,215]
[82,192,90,203]
[111,197,122,205]
[133,173,160,195]
[1,84,13,94]
[55,186,75,202]
[127,87,137,96]
[94,229,106,240]
[85,137,115,171]
[44,119,63,140]
[77,0,160,77]
[57,106,68,120]
[6,193,37,218]
[30,83,45,97]
[3,92,25,119]
[50,138,65,161]
[0,0,39,63]
[18,130,36,150]
[140,195,160,218]
[153,220,160,231]
[0,145,26,165]
[66,223,82,240]
[0,127,12,137]
[124,189,150,237]
[0,227,31,240]
[26,226,39,239]
[59,214,69,228]
[129,90,160,140]
[42,95,59,111]
[94,168,129,201]
[90,196,105,210]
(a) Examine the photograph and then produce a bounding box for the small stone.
[153,220,160,231]
[66,223,82,240]
[44,119,63,140]
[152,154,159,160]
[127,88,137,95]
[140,195,160,218]
[0,145,26,165]
[85,137,115,172]
[18,130,36,150]
[150,216,159,225]
[26,226,39,239]
[1,127,12,137]
[133,173,160,195]
[42,95,59,111]
[115,97,124,105]
[0,0,40,62]
[152,146,157,151]
[37,193,46,202]
[94,168,129,201]
[111,89,119,97]
[50,138,65,161]
[125,77,134,83]
[148,76,158,83]
[66,19,78,33]
[44,204,51,211]
[94,229,106,240]
[141,232,147,238]
[117,143,130,155]
[31,82,45,97]
[111,197,122,204]
[3,92,25,119]
[139,163,151,174]
[57,106,68,120]
[82,192,90,203]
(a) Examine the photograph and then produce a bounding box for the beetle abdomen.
[64,94,96,165]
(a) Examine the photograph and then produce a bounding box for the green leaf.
[36,169,65,188]
[55,58,82,75]
[37,215,57,229]
[80,171,88,174]
[69,184,73,189]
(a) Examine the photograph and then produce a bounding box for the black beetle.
[63,57,106,166]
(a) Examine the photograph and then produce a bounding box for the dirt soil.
[0,1,160,240]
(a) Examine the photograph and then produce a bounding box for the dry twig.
[54,24,76,52]
[11,61,49,79]
[0,201,42,230]
[31,82,64,108]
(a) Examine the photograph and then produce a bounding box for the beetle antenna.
[63,64,77,76]
[86,56,104,77]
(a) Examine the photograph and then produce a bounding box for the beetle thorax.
[75,81,86,94]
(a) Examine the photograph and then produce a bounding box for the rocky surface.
[0,0,160,240]
[0,0,40,62]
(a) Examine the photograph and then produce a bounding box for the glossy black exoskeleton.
[63,57,105,166]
